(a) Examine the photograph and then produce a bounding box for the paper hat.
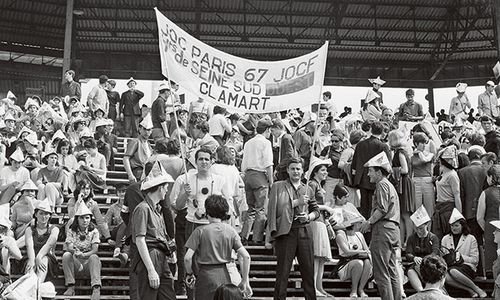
[10,148,25,162]
[364,152,392,173]
[487,80,495,87]
[158,82,170,91]
[39,281,57,297]
[365,89,380,102]
[0,203,11,228]
[3,112,15,121]
[42,148,58,160]
[439,145,458,169]
[72,104,87,113]
[468,145,486,156]
[24,132,39,146]
[490,220,500,231]
[141,161,174,190]
[74,201,92,216]
[93,106,105,114]
[297,111,317,128]
[17,126,33,139]
[341,209,365,229]
[24,97,40,110]
[456,82,468,93]
[95,118,108,128]
[449,208,465,224]
[126,77,136,85]
[306,156,332,180]
[79,127,93,138]
[0,106,5,116]
[51,129,68,142]
[139,113,153,130]
[368,76,386,86]
[105,118,114,126]
[36,198,53,214]
[20,180,38,192]
[410,205,431,227]
[6,91,16,100]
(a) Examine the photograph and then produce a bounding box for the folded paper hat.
[17,126,33,139]
[439,145,458,169]
[490,220,500,231]
[74,201,92,216]
[449,208,465,224]
[20,180,38,192]
[410,205,431,227]
[42,148,58,160]
[3,112,15,121]
[364,152,392,173]
[36,198,54,214]
[158,81,170,91]
[141,161,174,190]
[10,148,25,162]
[79,127,93,138]
[139,113,153,130]
[127,77,136,85]
[6,91,16,100]
[105,118,114,126]
[297,111,317,128]
[51,129,68,142]
[25,132,39,146]
[0,203,11,228]
[368,76,386,86]
[365,89,380,102]
[341,209,365,229]
[305,156,332,180]
[95,118,108,128]
[456,82,468,93]
[24,98,40,110]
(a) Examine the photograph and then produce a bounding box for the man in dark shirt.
[106,79,121,121]
[482,116,500,161]
[60,69,81,103]
[151,82,171,141]
[120,77,144,137]
[398,89,424,121]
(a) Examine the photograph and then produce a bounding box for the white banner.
[155,8,328,113]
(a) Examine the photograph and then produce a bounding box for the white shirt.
[241,134,273,173]
[0,166,30,189]
[208,114,231,136]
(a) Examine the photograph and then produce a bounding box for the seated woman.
[57,139,79,192]
[11,180,38,248]
[62,202,102,300]
[406,255,455,300]
[406,206,440,292]
[0,203,22,275]
[36,150,68,209]
[442,209,487,298]
[335,209,372,298]
[185,195,252,300]
[75,138,107,191]
[67,180,112,244]
[24,199,59,284]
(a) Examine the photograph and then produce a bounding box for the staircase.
[14,137,493,299]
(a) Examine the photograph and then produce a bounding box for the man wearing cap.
[240,118,274,245]
[449,83,471,123]
[352,121,391,219]
[267,156,319,300]
[132,161,176,299]
[87,75,109,117]
[478,81,499,119]
[61,70,81,102]
[359,152,402,300]
[398,89,424,121]
[123,114,154,182]
[106,79,121,122]
[151,83,171,141]
[120,77,144,138]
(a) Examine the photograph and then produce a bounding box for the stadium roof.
[1,0,499,96]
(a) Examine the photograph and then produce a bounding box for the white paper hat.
[95,118,108,128]
[305,157,332,180]
[365,89,380,102]
[139,113,154,130]
[79,127,93,138]
[10,148,25,162]
[74,201,92,216]
[42,148,58,161]
[341,209,365,229]
[24,98,40,110]
[3,112,15,121]
[490,220,500,230]
[105,118,114,126]
[17,126,33,139]
[20,180,37,192]
[297,111,317,128]
[36,198,53,214]
[6,91,16,100]
[364,152,392,173]
[368,76,386,86]
[24,132,39,146]
[158,81,170,91]
[449,208,465,224]
[410,205,431,227]
[51,129,68,142]
[126,77,136,85]
[487,80,495,87]
[39,281,57,297]
[0,203,11,228]
[456,82,468,93]
[141,161,174,191]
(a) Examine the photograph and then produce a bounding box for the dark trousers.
[468,218,485,277]
[135,248,176,300]
[185,221,205,300]
[274,226,316,300]
[359,188,374,219]
[175,210,187,286]
[241,170,269,242]
[124,115,140,137]
[129,244,139,300]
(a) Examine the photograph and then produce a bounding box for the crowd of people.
[0,71,500,300]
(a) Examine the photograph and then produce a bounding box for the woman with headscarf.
[476,164,500,275]
[432,146,461,239]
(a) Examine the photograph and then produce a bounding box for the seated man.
[407,255,454,300]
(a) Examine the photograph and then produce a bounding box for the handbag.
[441,247,464,267]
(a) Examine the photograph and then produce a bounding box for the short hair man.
[406,255,455,300]
[87,74,109,117]
[61,69,81,102]
[478,80,498,118]
[398,89,424,121]
[481,116,500,161]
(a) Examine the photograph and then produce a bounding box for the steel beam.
[62,0,74,81]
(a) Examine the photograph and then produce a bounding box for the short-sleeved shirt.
[0,166,30,189]
[436,171,460,203]
[371,177,400,224]
[241,134,273,172]
[131,196,168,244]
[185,222,243,265]
[37,167,63,183]
[398,101,423,120]
[65,227,100,252]
[124,138,153,169]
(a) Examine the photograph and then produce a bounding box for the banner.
[155,8,328,113]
